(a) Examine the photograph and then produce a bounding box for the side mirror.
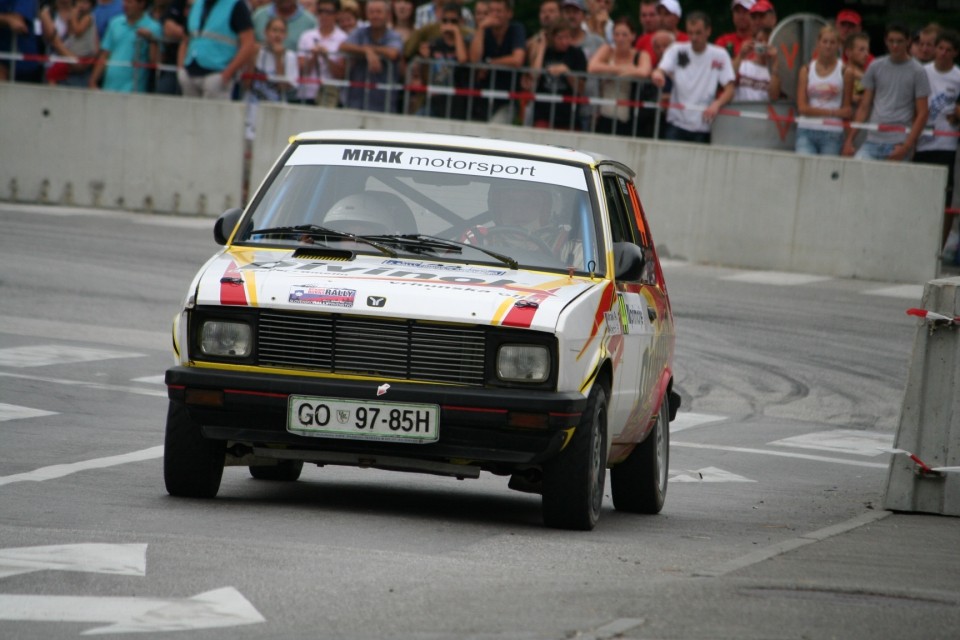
[613,242,646,282]
[213,207,244,246]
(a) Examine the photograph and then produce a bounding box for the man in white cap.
[635,0,687,66]
[657,0,683,36]
[715,0,754,58]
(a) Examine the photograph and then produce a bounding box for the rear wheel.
[611,391,669,514]
[163,402,225,498]
[249,460,304,482]
[541,384,608,530]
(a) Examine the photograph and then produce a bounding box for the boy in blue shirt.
[89,0,161,92]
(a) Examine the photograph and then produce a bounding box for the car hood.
[195,249,600,331]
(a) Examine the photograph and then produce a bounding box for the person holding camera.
[733,25,780,102]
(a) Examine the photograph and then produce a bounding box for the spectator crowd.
[2,0,958,256]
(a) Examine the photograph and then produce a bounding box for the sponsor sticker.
[289,286,357,308]
[604,311,622,335]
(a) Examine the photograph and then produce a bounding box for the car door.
[619,177,673,443]
[600,170,656,442]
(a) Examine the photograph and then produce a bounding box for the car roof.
[290,129,633,175]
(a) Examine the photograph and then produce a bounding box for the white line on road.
[0,371,166,398]
[694,510,891,577]
[0,447,163,487]
[0,587,265,634]
[672,441,889,469]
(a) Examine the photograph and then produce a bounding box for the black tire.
[610,390,669,514]
[249,460,304,482]
[163,401,225,498]
[541,384,608,530]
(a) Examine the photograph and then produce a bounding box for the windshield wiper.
[366,234,519,270]
[246,225,397,257]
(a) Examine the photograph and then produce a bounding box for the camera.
[754,43,767,55]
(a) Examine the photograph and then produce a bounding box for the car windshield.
[236,142,603,274]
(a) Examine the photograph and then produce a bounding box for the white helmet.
[323,192,417,236]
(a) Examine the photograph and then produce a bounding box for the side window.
[602,174,635,245]
[623,178,659,286]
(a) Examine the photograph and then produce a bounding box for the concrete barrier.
[883,277,960,516]
[0,83,947,283]
[0,83,245,216]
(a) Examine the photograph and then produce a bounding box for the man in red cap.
[749,0,776,31]
[835,9,862,44]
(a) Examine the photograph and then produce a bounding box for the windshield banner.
[287,144,588,191]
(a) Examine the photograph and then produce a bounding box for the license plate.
[287,395,439,444]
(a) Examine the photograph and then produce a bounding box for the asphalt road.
[0,203,957,639]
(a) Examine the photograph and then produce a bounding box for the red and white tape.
[3,50,960,138]
[906,308,960,326]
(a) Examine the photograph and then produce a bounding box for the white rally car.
[165,130,678,530]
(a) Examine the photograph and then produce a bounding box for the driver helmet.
[324,192,417,236]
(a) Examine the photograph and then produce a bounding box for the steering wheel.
[483,226,557,257]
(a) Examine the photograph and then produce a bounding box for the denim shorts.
[795,128,844,156]
[854,141,899,161]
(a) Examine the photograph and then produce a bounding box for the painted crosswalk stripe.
[672,441,889,469]
[671,467,755,483]
[670,412,726,433]
[0,345,143,368]
[0,403,57,423]
[768,429,893,457]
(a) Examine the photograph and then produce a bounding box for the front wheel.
[610,390,670,514]
[163,402,225,498]
[541,384,608,530]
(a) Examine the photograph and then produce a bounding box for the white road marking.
[672,441,889,469]
[132,375,166,385]
[0,402,57,422]
[0,345,143,368]
[0,371,166,398]
[862,284,924,299]
[769,429,894,457]
[694,510,891,577]
[0,544,146,580]
[670,412,726,433]
[0,588,265,634]
[721,271,832,286]
[575,618,645,640]
[0,316,168,351]
[671,466,756,483]
[0,446,163,487]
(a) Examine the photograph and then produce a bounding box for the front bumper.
[166,366,588,468]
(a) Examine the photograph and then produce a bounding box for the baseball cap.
[732,0,756,9]
[836,9,862,26]
[658,0,681,18]
[562,0,587,11]
[749,0,774,14]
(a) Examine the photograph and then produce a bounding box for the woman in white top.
[587,16,652,136]
[795,25,852,155]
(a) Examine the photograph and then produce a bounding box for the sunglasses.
[441,18,459,24]
[316,8,335,14]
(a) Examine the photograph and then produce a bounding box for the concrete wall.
[1,83,947,283]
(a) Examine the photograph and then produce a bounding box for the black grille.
[258,310,487,385]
